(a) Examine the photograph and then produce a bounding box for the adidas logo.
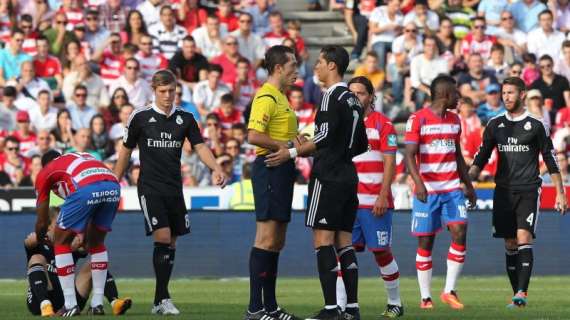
[498,123,505,128]
[318,218,327,224]
[149,117,157,123]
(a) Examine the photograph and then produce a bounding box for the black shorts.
[305,178,358,232]
[492,187,540,239]
[26,274,87,315]
[139,194,190,236]
[251,157,295,222]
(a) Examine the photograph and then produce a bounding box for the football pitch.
[0,276,568,319]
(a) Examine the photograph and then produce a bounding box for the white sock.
[380,259,401,306]
[416,248,432,300]
[90,245,109,308]
[54,245,77,309]
[336,263,347,311]
[444,243,466,293]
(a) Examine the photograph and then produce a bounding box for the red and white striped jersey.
[404,107,462,194]
[353,111,398,209]
[59,8,84,31]
[99,51,123,87]
[22,33,38,56]
[135,51,168,82]
[294,102,315,132]
[35,153,118,205]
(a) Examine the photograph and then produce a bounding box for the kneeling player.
[347,77,403,318]
[34,151,121,316]
[25,208,131,316]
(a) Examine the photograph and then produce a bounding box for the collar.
[325,82,347,94]
[152,103,176,117]
[505,110,528,121]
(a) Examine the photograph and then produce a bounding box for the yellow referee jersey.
[248,83,298,155]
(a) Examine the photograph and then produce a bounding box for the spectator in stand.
[0,86,18,132]
[216,0,239,32]
[41,12,77,56]
[67,84,98,130]
[211,36,245,87]
[550,0,570,33]
[496,11,527,63]
[122,10,148,46]
[508,61,523,79]
[90,114,113,158]
[72,22,91,60]
[457,97,482,155]
[526,89,551,130]
[0,28,32,87]
[508,0,547,33]
[29,90,58,132]
[477,83,505,124]
[193,64,232,121]
[531,54,570,121]
[460,17,497,61]
[169,35,210,91]
[288,85,314,132]
[344,0,378,61]
[19,14,39,57]
[387,22,423,105]
[477,0,508,35]
[353,51,385,92]
[555,40,570,80]
[441,0,475,40]
[92,33,124,87]
[437,17,461,66]
[0,136,30,186]
[233,58,258,112]
[149,5,188,59]
[216,153,235,183]
[287,20,308,61]
[244,0,274,35]
[19,0,53,31]
[458,53,498,106]
[522,53,540,86]
[135,34,168,82]
[528,10,565,62]
[404,0,439,35]
[0,0,16,43]
[555,101,570,130]
[191,14,227,60]
[12,111,37,156]
[65,128,103,160]
[410,35,449,108]
[50,108,75,152]
[263,11,288,48]
[369,0,404,70]
[109,103,134,141]
[99,0,130,33]
[57,0,84,31]
[137,0,164,28]
[33,36,63,95]
[177,0,208,34]
[175,82,200,121]
[203,113,225,156]
[60,39,82,77]
[62,55,110,109]
[181,140,212,186]
[213,93,243,139]
[231,12,265,70]
[85,9,110,54]
[109,58,153,108]
[8,61,51,105]
[19,154,43,187]
[486,44,509,83]
[100,87,128,129]
[225,138,245,182]
[231,123,255,161]
[25,130,54,158]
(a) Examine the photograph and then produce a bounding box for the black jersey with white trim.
[473,111,559,191]
[124,104,204,195]
[312,82,368,184]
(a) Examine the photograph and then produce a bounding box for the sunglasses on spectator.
[75,93,87,97]
[511,69,521,74]
[474,25,486,29]
[176,92,182,97]
[86,16,98,21]
[501,16,513,21]
[56,20,68,24]
[14,38,24,42]
[6,147,19,151]
[225,41,238,46]
[239,19,252,23]
[21,24,32,29]
[207,122,218,127]
[540,64,552,69]
[405,29,417,33]
[126,65,139,70]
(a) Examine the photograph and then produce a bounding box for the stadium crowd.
[1,0,570,188]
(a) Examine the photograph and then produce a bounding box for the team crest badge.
[388,134,397,147]
[176,115,183,125]
[524,121,531,131]
[152,217,158,226]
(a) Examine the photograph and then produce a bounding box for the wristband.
[288,148,298,159]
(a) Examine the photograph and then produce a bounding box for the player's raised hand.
[264,146,291,167]
[415,182,428,203]
[555,191,568,215]
[212,169,228,189]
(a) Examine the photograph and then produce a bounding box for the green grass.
[0,276,568,319]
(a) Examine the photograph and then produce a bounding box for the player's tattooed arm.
[405,143,427,203]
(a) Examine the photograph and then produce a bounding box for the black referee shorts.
[139,194,190,236]
[305,177,358,232]
[251,156,295,222]
[492,186,540,239]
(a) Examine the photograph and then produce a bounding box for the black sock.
[28,264,49,303]
[263,251,280,313]
[248,247,266,313]
[104,272,119,303]
[153,242,172,305]
[338,246,358,305]
[505,249,519,294]
[517,244,533,293]
[168,247,176,282]
[316,245,338,308]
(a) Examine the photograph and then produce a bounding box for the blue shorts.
[352,208,393,251]
[58,181,120,233]
[411,189,467,236]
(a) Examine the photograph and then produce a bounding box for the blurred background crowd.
[0,0,569,189]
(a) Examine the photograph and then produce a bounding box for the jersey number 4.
[526,213,534,226]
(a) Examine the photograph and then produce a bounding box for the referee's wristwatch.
[287,140,298,159]
[286,140,295,149]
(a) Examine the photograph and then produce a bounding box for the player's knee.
[152,228,172,244]
[505,238,518,250]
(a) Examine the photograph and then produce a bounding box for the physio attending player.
[404,75,477,310]
[25,207,131,316]
[244,45,301,320]
[469,76,567,307]
[34,150,121,316]
[113,69,227,315]
[267,45,368,320]
[348,76,404,318]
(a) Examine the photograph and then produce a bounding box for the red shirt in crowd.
[11,131,37,156]
[34,55,63,78]
[99,51,123,87]
[0,153,31,184]
[294,102,315,131]
[460,33,497,60]
[177,6,208,34]
[213,107,243,130]
[217,11,239,32]
[22,32,39,56]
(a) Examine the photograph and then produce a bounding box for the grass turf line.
[0,276,567,319]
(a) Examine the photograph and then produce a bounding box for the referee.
[267,46,368,320]
[244,45,301,320]
[113,69,227,315]
[469,76,567,307]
